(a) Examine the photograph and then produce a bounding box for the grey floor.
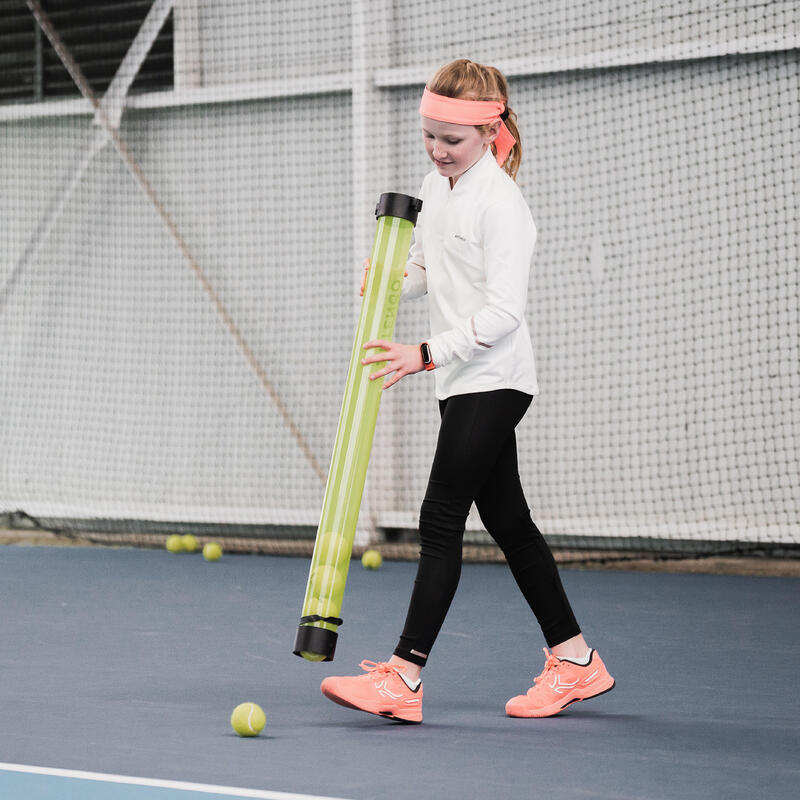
[0,546,797,799]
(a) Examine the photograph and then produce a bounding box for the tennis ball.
[299,651,327,663]
[316,532,343,564]
[361,549,383,569]
[180,534,198,553]
[165,534,183,553]
[203,542,222,561]
[311,565,345,599]
[230,702,266,737]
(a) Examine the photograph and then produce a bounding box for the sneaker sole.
[321,685,423,724]
[506,679,616,718]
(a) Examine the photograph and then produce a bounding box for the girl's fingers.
[359,258,371,296]
[359,340,414,389]
[362,347,390,366]
[371,365,406,385]
[362,350,397,366]
[363,340,391,351]
[382,373,401,389]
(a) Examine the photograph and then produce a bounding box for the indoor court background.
[1,1,798,798]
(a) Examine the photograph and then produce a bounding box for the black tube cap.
[293,624,338,662]
[375,193,423,225]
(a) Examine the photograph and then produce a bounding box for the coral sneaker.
[506,648,615,718]
[321,660,423,723]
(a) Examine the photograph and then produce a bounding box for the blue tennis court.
[0,546,797,800]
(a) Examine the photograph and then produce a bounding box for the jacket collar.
[443,146,496,193]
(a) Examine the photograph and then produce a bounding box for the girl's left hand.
[362,340,423,390]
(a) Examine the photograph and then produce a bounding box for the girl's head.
[421,59,521,182]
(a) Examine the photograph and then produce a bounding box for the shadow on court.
[0,546,797,799]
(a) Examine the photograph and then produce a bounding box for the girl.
[321,59,614,723]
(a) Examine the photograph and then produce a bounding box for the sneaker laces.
[359,659,405,677]
[532,648,563,686]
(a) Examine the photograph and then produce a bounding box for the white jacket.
[403,147,539,400]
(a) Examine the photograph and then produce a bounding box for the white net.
[1,0,798,554]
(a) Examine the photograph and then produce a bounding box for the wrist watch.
[420,341,435,371]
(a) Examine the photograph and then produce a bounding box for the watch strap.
[420,342,435,371]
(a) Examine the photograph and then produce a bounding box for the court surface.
[0,546,797,799]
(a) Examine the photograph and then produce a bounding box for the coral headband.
[419,87,516,166]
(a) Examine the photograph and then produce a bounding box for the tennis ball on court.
[230,702,266,737]
[311,565,345,599]
[165,534,183,553]
[180,534,198,553]
[203,542,222,561]
[361,549,383,569]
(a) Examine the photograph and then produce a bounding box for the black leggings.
[394,389,580,668]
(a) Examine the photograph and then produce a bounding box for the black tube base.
[293,624,338,662]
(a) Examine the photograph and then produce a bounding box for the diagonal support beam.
[95,0,175,131]
[0,133,106,309]
[2,1,175,310]
[21,0,326,484]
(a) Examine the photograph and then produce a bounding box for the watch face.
[421,343,432,364]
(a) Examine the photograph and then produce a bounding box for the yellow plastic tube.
[293,193,422,662]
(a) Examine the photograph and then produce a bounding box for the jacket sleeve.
[428,200,535,367]
[401,178,428,300]
[402,238,427,299]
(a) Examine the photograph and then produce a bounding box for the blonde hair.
[427,59,521,181]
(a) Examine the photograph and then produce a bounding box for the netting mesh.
[393,1,799,69]
[1,1,798,555]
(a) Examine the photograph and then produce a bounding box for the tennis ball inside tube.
[313,565,346,595]
[293,193,422,663]
[305,571,345,625]
[299,651,327,662]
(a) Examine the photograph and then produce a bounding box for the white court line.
[0,763,354,800]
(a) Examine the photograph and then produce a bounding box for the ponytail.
[494,104,521,181]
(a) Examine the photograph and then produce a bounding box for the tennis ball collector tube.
[293,193,422,662]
